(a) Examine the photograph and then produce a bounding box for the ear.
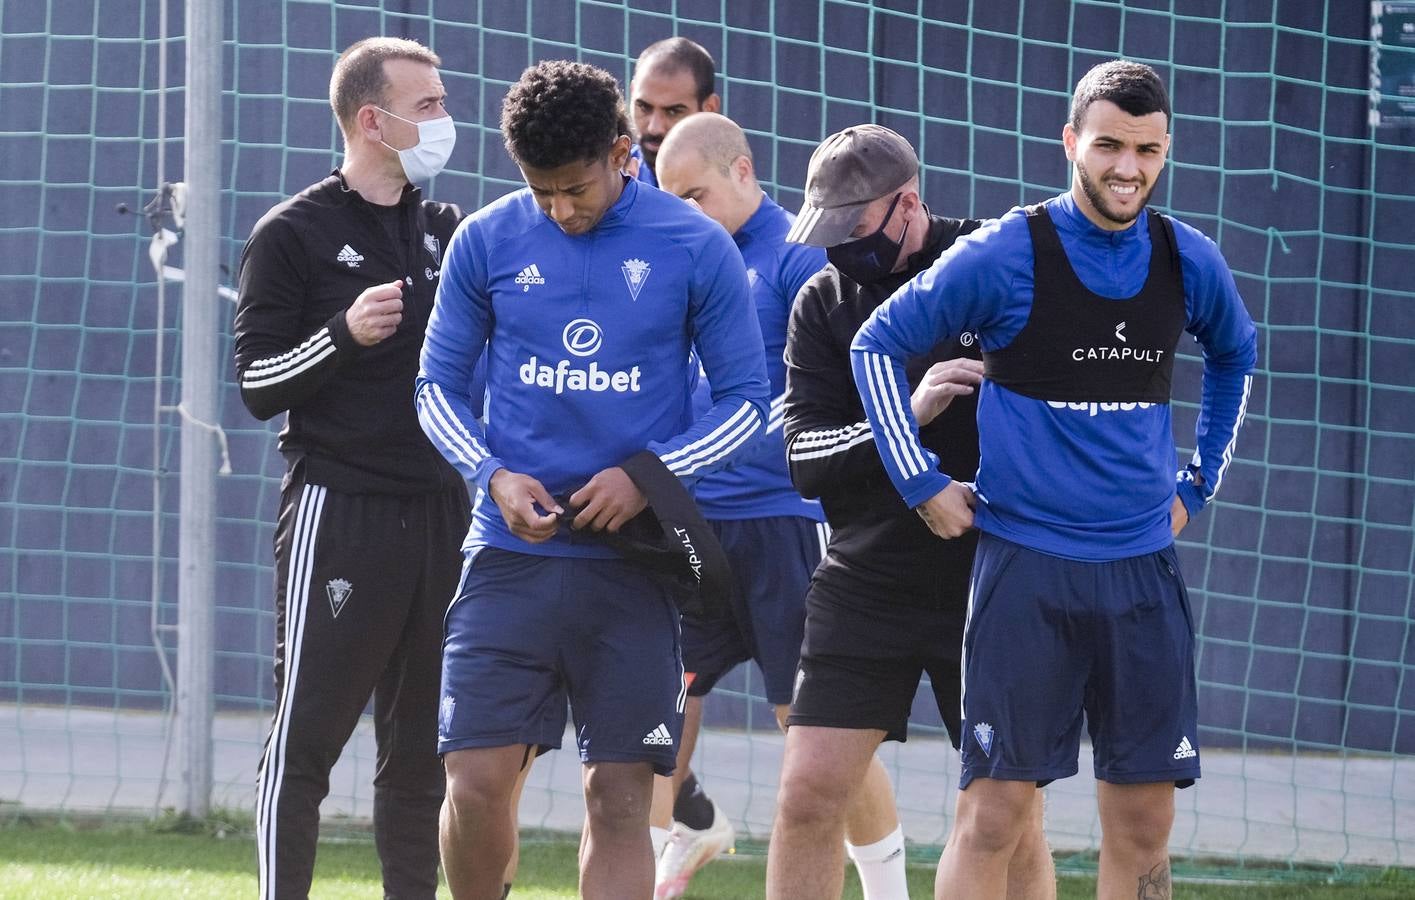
[702,93,722,114]
[356,105,384,143]
[1062,122,1078,162]
[609,134,632,170]
[732,153,754,185]
[899,189,923,217]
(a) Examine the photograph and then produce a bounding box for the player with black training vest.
[851,61,1257,899]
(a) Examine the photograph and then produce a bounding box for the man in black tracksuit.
[233,38,466,900]
[766,126,1054,900]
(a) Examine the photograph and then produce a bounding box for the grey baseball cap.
[785,124,920,247]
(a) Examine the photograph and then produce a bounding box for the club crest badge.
[621,258,651,301]
[326,578,353,618]
[973,721,995,757]
[423,233,441,265]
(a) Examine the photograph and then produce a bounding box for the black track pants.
[255,475,469,900]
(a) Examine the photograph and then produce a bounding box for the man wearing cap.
[767,124,1054,900]
[653,113,914,900]
[417,60,768,898]
[850,61,1256,898]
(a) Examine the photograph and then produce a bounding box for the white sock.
[651,825,671,857]
[846,824,909,900]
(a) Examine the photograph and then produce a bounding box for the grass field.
[1,819,1412,899]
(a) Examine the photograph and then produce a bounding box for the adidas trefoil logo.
[336,244,363,268]
[973,721,995,757]
[515,263,546,292]
[642,723,673,746]
[1173,735,1197,760]
[326,578,353,618]
[621,258,651,301]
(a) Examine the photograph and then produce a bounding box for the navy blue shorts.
[680,516,826,705]
[959,533,1200,789]
[438,547,686,776]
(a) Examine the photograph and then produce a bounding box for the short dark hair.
[501,60,626,170]
[1069,59,1171,131]
[330,37,440,136]
[636,37,716,104]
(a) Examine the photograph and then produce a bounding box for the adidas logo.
[336,244,363,268]
[1173,735,1197,760]
[515,263,546,292]
[642,723,673,746]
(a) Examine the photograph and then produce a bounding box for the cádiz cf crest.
[973,721,995,757]
[326,578,353,618]
[621,258,651,301]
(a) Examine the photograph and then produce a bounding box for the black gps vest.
[982,204,1187,403]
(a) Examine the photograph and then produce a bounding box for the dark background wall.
[1,0,1412,753]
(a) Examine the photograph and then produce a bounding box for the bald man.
[653,113,911,900]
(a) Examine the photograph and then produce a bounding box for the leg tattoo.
[1137,859,1171,900]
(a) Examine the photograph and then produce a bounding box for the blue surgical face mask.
[377,107,456,183]
[826,192,910,285]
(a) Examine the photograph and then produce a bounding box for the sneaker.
[654,801,736,899]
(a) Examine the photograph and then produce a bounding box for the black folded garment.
[556,450,732,620]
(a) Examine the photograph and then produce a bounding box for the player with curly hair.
[417,60,770,899]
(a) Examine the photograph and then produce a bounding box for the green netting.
[1,0,1412,883]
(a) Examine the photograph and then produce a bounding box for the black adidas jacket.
[234,171,462,494]
[783,214,983,611]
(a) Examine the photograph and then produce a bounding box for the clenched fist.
[346,280,404,347]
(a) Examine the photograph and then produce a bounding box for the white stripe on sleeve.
[863,352,929,478]
[417,383,490,470]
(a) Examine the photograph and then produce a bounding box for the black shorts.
[787,582,965,746]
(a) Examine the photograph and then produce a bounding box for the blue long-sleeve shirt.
[418,176,770,557]
[691,194,827,521]
[630,144,658,188]
[851,191,1257,561]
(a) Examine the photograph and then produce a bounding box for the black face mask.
[827,192,910,285]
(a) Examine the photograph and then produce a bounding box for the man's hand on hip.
[1170,495,1189,537]
[916,480,976,539]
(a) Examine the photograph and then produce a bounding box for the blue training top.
[630,144,658,188]
[418,176,771,558]
[691,194,827,522]
[851,191,1257,561]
